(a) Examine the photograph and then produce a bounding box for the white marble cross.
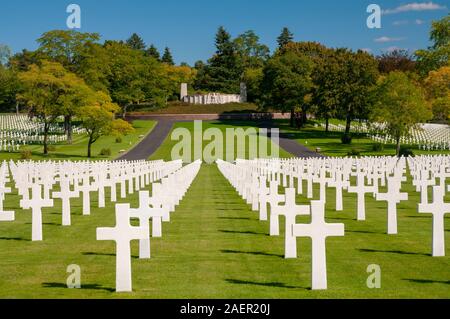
[376,176,408,235]
[0,183,14,221]
[129,191,154,259]
[268,181,285,236]
[418,185,450,257]
[20,184,54,241]
[257,178,270,221]
[328,170,349,211]
[53,178,79,226]
[78,175,93,216]
[272,188,310,258]
[96,203,147,292]
[347,171,376,221]
[292,201,345,290]
[416,170,435,205]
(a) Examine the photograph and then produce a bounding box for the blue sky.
[0,0,448,64]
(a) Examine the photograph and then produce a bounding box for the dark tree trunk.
[16,102,19,115]
[396,137,401,157]
[87,135,93,158]
[345,114,352,136]
[325,117,329,133]
[290,108,295,127]
[65,115,73,144]
[122,104,129,119]
[301,106,307,126]
[43,123,49,155]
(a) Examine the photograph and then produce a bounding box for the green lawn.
[150,120,292,162]
[276,120,450,157]
[0,120,156,161]
[0,119,449,298]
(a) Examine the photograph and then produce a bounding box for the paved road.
[117,115,324,160]
[117,119,175,161]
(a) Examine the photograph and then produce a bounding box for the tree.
[161,47,175,65]
[280,41,330,126]
[260,52,314,127]
[0,45,11,66]
[277,27,294,49]
[317,49,379,137]
[37,30,100,69]
[371,71,431,155]
[126,33,146,51]
[195,27,242,93]
[0,65,19,112]
[234,30,270,69]
[377,49,416,74]
[424,66,450,121]
[145,44,160,60]
[416,14,450,76]
[79,91,133,158]
[17,61,70,154]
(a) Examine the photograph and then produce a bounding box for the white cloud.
[415,19,426,25]
[374,36,406,43]
[382,2,447,15]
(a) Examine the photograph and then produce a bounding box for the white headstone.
[292,201,345,290]
[96,203,147,292]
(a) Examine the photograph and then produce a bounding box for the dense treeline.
[0,14,448,156]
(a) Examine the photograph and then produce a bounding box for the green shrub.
[341,134,352,145]
[20,149,32,160]
[347,148,361,157]
[372,143,384,152]
[115,136,123,143]
[99,148,112,156]
[399,147,414,157]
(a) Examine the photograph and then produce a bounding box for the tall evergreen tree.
[126,33,146,51]
[161,47,175,65]
[195,26,242,93]
[145,44,160,60]
[277,27,294,49]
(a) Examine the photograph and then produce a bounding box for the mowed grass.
[0,119,449,298]
[276,120,450,157]
[150,121,292,162]
[0,164,449,298]
[0,120,156,161]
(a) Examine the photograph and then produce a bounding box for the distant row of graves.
[319,121,450,151]
[0,115,84,151]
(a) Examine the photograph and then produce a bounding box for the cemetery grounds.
[0,120,449,299]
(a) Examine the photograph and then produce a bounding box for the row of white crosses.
[408,155,450,257]
[96,160,202,292]
[218,154,450,288]
[3,159,183,241]
[0,114,84,148]
[217,159,345,290]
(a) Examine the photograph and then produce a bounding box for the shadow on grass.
[0,236,30,242]
[82,252,140,259]
[225,279,306,290]
[221,249,284,259]
[42,282,115,292]
[359,248,431,256]
[218,217,252,220]
[25,222,59,226]
[219,230,267,236]
[403,279,450,285]
[347,230,383,235]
